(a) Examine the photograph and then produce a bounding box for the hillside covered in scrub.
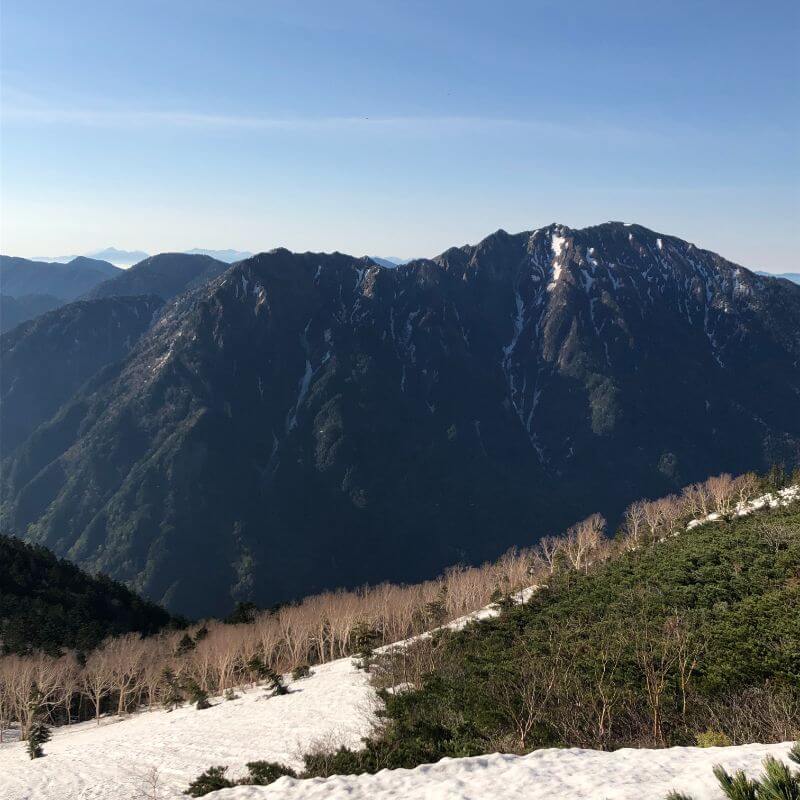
[346,501,800,771]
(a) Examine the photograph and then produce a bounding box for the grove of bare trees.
[0,469,786,741]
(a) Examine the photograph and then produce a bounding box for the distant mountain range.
[370,256,414,268]
[34,247,253,267]
[0,255,123,331]
[757,271,800,284]
[40,248,150,267]
[1,221,798,617]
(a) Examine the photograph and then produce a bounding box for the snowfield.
[2,655,795,800]
[0,658,376,800]
[209,743,798,800]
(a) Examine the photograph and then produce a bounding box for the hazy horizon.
[2,1,798,273]
[12,218,799,275]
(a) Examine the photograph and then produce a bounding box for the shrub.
[292,664,312,681]
[224,688,238,701]
[267,669,289,696]
[183,766,234,796]
[244,760,297,785]
[696,729,732,748]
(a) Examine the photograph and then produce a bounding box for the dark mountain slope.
[86,252,229,301]
[0,533,175,656]
[1,223,798,616]
[0,294,64,333]
[0,295,164,453]
[0,256,121,300]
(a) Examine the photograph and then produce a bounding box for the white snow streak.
[547,234,566,292]
[686,484,800,530]
[286,359,313,431]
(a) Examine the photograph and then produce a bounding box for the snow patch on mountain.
[686,485,800,530]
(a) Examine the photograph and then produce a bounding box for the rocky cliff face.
[2,223,798,616]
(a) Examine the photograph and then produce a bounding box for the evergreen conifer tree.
[176,633,196,656]
[25,686,51,759]
[247,655,270,681]
[757,755,799,799]
[712,765,759,800]
[425,586,448,626]
[266,668,288,696]
[193,625,209,642]
[352,621,378,672]
[183,678,210,709]
[183,766,234,796]
[162,667,184,711]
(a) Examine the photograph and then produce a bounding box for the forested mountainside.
[0,256,120,301]
[0,533,176,657]
[0,295,164,452]
[1,222,799,616]
[0,294,63,334]
[84,253,229,301]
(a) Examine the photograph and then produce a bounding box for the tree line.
[1,465,797,745]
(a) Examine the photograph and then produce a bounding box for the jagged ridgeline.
[1,223,799,616]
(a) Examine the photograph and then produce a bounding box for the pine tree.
[424,586,448,627]
[175,633,196,656]
[25,686,51,759]
[162,667,184,711]
[247,655,270,681]
[757,755,800,799]
[490,586,514,610]
[266,668,288,696]
[352,621,378,672]
[183,678,210,709]
[244,760,297,785]
[790,742,800,766]
[183,766,234,796]
[193,625,209,642]
[712,765,759,800]
[291,664,312,680]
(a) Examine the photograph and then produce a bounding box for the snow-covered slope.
[0,659,375,800]
[211,742,797,800]
[686,485,800,530]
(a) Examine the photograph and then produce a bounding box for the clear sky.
[1,0,798,271]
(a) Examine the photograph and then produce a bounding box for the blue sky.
[1,0,798,271]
